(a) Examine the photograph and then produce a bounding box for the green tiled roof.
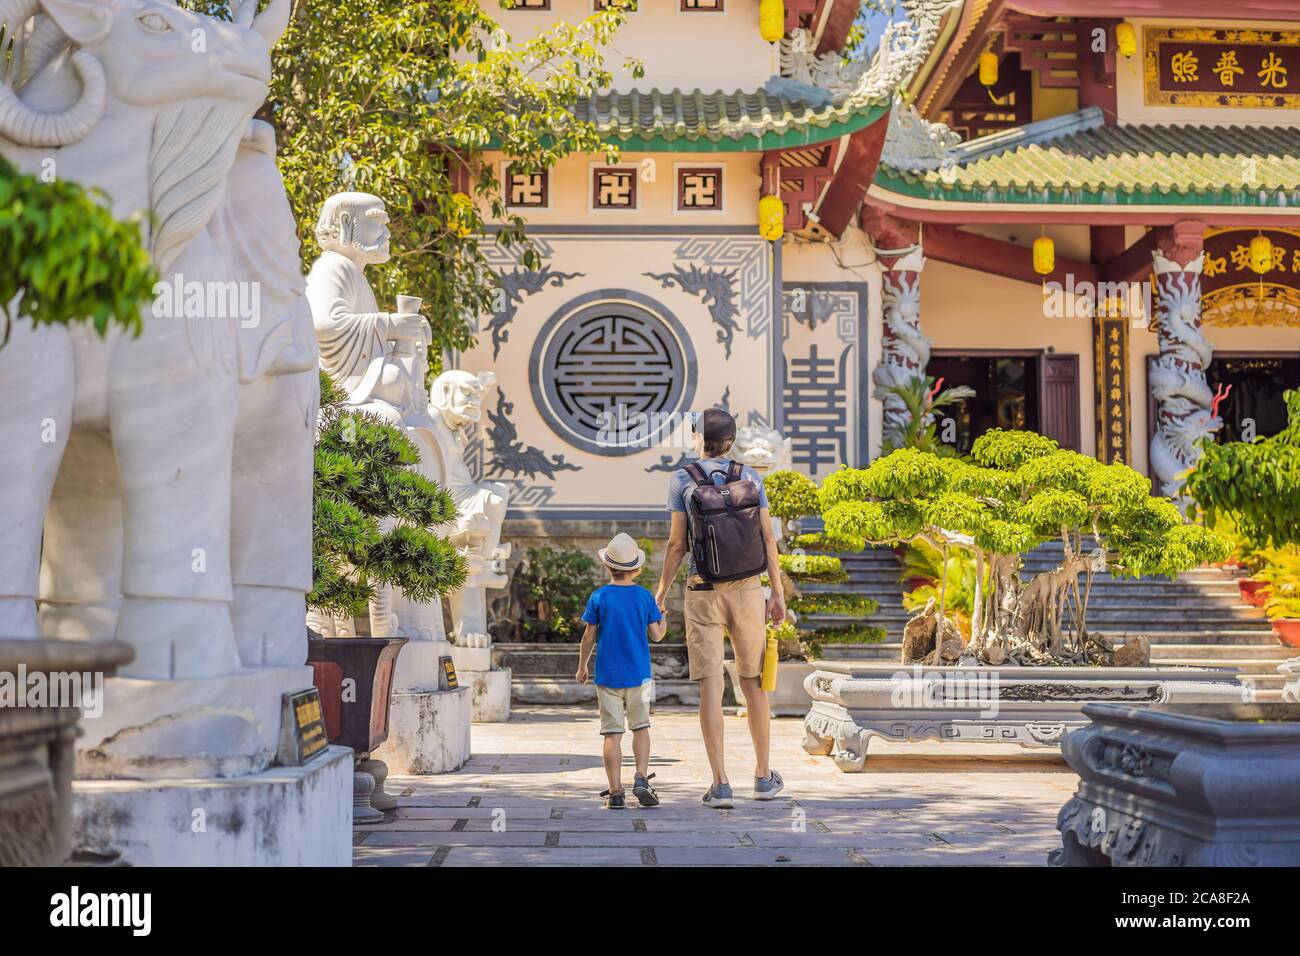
[876,108,1300,208]
[571,86,888,152]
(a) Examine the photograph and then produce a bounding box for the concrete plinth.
[373,686,471,774]
[72,745,353,866]
[76,665,315,780]
[451,646,510,722]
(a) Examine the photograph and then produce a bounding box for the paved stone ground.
[354,706,1078,867]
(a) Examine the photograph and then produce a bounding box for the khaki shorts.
[596,681,653,735]
[684,574,766,681]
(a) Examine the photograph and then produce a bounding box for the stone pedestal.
[72,745,352,866]
[370,638,472,772]
[452,645,511,723]
[374,686,472,773]
[76,665,315,780]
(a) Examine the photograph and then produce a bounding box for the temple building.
[460,0,1300,525]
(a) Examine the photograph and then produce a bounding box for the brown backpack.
[683,461,767,583]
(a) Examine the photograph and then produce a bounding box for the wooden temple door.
[1039,353,1080,451]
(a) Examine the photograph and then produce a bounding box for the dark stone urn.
[1052,702,1300,866]
[307,636,406,824]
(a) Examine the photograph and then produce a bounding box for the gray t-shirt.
[667,457,769,578]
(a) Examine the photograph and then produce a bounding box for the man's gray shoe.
[753,769,784,801]
[702,782,734,809]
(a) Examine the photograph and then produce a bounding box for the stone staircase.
[496,641,703,707]
[799,543,1292,701]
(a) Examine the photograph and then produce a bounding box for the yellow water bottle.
[761,632,779,692]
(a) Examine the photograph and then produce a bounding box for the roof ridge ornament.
[879,102,961,172]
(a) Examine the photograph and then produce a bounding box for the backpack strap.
[726,460,743,482]
[683,462,711,487]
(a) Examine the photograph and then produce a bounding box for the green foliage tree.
[508,544,599,641]
[0,157,156,345]
[819,431,1228,663]
[1186,389,1300,550]
[311,372,467,615]
[192,0,638,358]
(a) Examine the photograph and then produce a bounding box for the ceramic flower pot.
[1272,618,1300,648]
[1238,578,1271,608]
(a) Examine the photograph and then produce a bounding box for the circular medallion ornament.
[531,290,697,456]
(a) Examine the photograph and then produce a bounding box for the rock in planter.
[901,599,938,663]
[1115,635,1151,668]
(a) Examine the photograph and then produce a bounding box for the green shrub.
[789,593,879,617]
[765,469,821,521]
[778,553,848,583]
[790,531,866,553]
[509,545,600,641]
[803,623,888,659]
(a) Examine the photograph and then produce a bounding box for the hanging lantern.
[448,191,475,238]
[979,51,999,87]
[758,194,784,242]
[1249,233,1274,274]
[1115,22,1137,58]
[1033,234,1055,276]
[759,0,784,44]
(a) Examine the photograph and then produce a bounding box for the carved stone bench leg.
[802,721,834,756]
[832,728,870,772]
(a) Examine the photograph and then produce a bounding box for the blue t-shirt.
[666,457,769,577]
[581,584,662,689]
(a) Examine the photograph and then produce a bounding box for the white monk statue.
[305,192,509,654]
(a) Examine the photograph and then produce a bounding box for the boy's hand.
[575,665,589,684]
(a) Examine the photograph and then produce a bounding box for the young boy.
[576,532,667,809]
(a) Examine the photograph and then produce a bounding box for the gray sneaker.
[702,782,734,809]
[753,769,784,801]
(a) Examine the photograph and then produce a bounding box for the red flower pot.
[1238,578,1271,608]
[1273,618,1300,648]
[905,576,936,592]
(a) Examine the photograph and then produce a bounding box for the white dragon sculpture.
[871,248,932,445]
[1148,250,1223,501]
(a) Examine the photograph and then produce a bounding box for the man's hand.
[575,665,589,684]
[766,592,786,627]
[653,584,669,616]
[389,312,430,342]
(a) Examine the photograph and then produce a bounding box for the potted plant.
[1265,595,1300,647]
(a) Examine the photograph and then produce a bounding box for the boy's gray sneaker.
[753,769,784,801]
[702,782,734,809]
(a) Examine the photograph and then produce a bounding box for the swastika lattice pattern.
[544,307,686,446]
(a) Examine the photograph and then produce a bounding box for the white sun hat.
[599,532,646,571]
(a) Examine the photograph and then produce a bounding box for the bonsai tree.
[310,372,467,617]
[1,156,156,345]
[1186,388,1300,551]
[819,431,1229,664]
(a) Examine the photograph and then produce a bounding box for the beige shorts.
[684,575,766,681]
[596,681,653,735]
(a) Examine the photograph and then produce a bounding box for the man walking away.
[653,408,786,808]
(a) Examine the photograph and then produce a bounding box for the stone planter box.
[801,661,1245,772]
[724,659,816,716]
[1052,702,1300,866]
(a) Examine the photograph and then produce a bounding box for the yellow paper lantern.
[1033,234,1055,276]
[449,191,474,238]
[979,51,999,87]
[758,194,784,242]
[759,0,784,44]
[1115,22,1137,58]
[1249,234,1274,274]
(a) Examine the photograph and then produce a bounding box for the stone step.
[1149,643,1296,660]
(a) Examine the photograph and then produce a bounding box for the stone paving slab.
[355,706,1077,867]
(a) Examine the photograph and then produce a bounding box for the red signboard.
[1144,27,1300,108]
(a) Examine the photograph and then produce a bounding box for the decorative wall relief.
[644,264,742,358]
[485,388,582,481]
[490,265,583,359]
